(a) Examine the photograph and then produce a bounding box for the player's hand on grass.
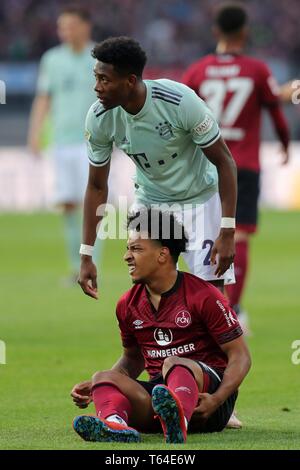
[192,392,221,420]
[210,228,235,277]
[78,256,98,299]
[71,381,93,408]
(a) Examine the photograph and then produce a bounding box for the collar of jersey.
[124,81,151,120]
[161,271,183,297]
[145,271,183,300]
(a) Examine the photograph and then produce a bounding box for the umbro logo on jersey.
[175,310,192,328]
[133,319,144,329]
[155,121,174,140]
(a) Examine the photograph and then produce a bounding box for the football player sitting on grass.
[71,209,251,443]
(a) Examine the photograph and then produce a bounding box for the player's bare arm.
[203,137,237,277]
[194,336,251,420]
[78,162,110,299]
[27,94,50,155]
[267,104,290,165]
[111,345,145,379]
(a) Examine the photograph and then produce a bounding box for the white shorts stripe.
[199,362,222,382]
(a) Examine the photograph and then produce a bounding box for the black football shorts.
[137,361,238,433]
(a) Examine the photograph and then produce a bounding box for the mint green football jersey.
[37,43,96,146]
[85,79,220,205]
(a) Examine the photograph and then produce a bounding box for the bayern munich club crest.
[175,310,192,328]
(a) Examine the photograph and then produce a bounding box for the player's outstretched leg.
[73,415,141,443]
[152,385,187,444]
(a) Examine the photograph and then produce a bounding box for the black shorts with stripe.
[136,362,238,433]
[236,169,260,233]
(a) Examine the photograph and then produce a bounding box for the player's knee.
[162,356,186,376]
[92,369,122,386]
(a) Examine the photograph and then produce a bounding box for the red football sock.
[166,366,199,422]
[227,239,249,309]
[92,382,132,423]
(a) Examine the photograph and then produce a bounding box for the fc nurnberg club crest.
[155,121,174,140]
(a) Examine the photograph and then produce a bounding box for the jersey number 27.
[200,77,254,128]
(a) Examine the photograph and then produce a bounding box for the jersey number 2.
[202,239,214,266]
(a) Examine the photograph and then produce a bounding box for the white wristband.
[221,217,236,229]
[79,244,94,256]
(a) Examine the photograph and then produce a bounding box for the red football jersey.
[116,272,243,379]
[182,54,280,171]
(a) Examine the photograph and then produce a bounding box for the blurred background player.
[27,5,99,283]
[71,209,251,444]
[182,3,290,332]
[78,36,237,301]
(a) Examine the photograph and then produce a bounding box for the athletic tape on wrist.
[220,217,236,229]
[79,244,94,256]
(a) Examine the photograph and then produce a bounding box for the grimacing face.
[93,61,135,109]
[124,231,164,284]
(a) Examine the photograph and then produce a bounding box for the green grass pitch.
[0,210,299,450]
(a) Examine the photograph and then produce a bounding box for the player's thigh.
[180,194,235,284]
[131,195,234,284]
[162,356,204,391]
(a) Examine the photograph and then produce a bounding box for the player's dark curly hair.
[127,208,188,264]
[92,37,147,78]
[215,3,248,34]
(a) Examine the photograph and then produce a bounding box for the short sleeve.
[179,89,221,148]
[116,300,138,348]
[36,52,52,95]
[258,62,280,107]
[200,289,243,345]
[85,104,113,167]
